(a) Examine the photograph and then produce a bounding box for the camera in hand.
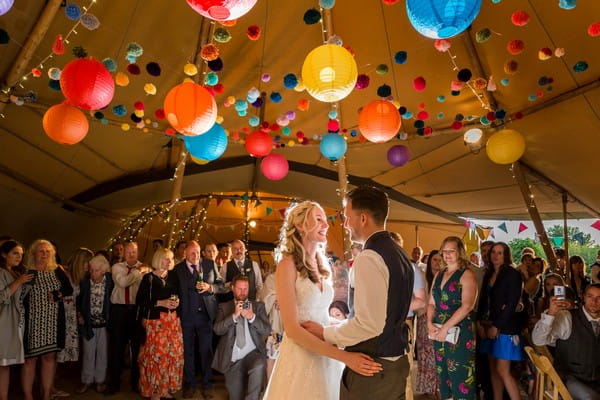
[242,300,250,309]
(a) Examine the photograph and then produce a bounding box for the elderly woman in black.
[477,242,523,400]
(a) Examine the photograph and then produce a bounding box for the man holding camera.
[213,275,271,400]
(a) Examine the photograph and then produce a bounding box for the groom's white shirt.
[323,231,390,349]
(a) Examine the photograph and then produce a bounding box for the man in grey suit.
[212,275,271,400]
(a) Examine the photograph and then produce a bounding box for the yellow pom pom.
[183,77,194,83]
[216,115,224,124]
[115,72,129,87]
[184,63,198,76]
[121,123,130,131]
[143,83,157,95]
[288,140,295,147]
[134,109,144,118]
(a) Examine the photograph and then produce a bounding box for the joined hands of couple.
[301,321,383,377]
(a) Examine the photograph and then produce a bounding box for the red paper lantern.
[245,131,272,157]
[163,82,217,136]
[186,0,257,21]
[60,58,115,110]
[358,100,401,143]
[261,153,289,180]
[42,103,89,145]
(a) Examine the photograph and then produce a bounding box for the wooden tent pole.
[513,162,558,268]
[0,0,63,114]
[562,192,570,283]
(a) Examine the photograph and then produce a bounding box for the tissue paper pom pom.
[398,106,407,115]
[126,42,143,58]
[72,46,87,58]
[270,92,282,103]
[355,74,370,89]
[93,111,104,120]
[298,98,310,111]
[486,111,496,121]
[200,44,219,61]
[434,39,451,52]
[144,83,157,95]
[154,108,165,119]
[573,61,588,73]
[327,35,343,45]
[134,109,144,118]
[414,120,425,129]
[507,39,525,55]
[52,34,64,54]
[213,27,232,43]
[451,121,463,130]
[487,76,497,91]
[47,67,60,80]
[319,0,335,9]
[286,111,296,120]
[455,113,464,121]
[127,63,141,75]
[437,95,445,102]
[112,104,127,116]
[588,22,600,37]
[23,91,37,103]
[558,0,576,10]
[184,63,198,76]
[130,113,142,123]
[247,25,261,40]
[495,109,506,119]
[376,64,389,75]
[501,78,510,86]
[204,72,219,86]
[65,2,81,20]
[383,0,400,4]
[102,58,117,72]
[416,111,429,120]
[504,60,519,74]
[328,120,340,132]
[473,78,487,89]
[450,90,460,96]
[476,28,491,43]
[377,84,392,97]
[283,73,298,89]
[80,13,100,30]
[413,76,426,91]
[115,72,129,86]
[303,8,321,24]
[457,68,472,82]
[0,29,9,44]
[207,58,223,72]
[538,48,552,60]
[394,51,408,64]
[146,62,161,76]
[249,115,260,127]
[511,10,530,26]
[134,101,145,111]
[554,48,565,57]
[261,73,270,82]
[213,83,224,94]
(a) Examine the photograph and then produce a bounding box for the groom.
[303,185,414,399]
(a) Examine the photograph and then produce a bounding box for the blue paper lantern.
[183,123,228,162]
[320,133,347,161]
[406,0,482,39]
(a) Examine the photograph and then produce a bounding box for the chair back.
[524,346,572,400]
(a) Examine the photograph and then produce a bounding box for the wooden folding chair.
[524,346,572,400]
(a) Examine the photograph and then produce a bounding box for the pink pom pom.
[434,39,451,52]
[450,80,464,91]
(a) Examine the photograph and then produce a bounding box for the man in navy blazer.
[169,240,223,399]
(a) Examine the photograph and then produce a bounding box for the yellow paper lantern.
[486,129,526,165]
[301,44,357,102]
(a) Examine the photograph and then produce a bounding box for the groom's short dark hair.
[346,186,389,225]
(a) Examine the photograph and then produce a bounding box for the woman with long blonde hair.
[263,201,381,400]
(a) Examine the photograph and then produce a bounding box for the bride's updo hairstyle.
[275,201,330,283]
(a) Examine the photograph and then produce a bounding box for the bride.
[263,201,382,399]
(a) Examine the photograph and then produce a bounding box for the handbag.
[428,323,461,345]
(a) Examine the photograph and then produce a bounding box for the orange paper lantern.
[358,100,401,143]
[163,82,217,136]
[42,103,89,145]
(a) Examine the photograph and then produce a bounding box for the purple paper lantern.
[0,0,15,16]
[387,145,410,166]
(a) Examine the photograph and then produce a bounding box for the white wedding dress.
[263,274,344,399]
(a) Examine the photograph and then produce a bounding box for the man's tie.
[591,320,599,338]
[236,317,246,348]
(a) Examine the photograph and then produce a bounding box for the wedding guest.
[216,242,232,269]
[221,240,263,302]
[535,273,565,318]
[428,237,478,400]
[212,275,271,400]
[416,250,441,399]
[152,239,164,253]
[0,240,33,400]
[591,250,600,284]
[328,300,350,321]
[76,255,113,394]
[137,249,183,400]
[567,255,590,305]
[109,242,124,266]
[173,241,187,264]
[412,245,427,273]
[21,239,73,400]
[551,248,569,282]
[470,252,481,268]
[477,242,524,400]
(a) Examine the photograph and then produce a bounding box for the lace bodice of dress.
[294,274,333,327]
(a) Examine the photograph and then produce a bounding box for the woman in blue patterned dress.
[428,236,478,400]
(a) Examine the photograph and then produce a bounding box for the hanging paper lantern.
[163,82,217,136]
[245,130,272,157]
[183,123,228,162]
[406,0,482,39]
[42,103,89,145]
[387,145,410,166]
[320,133,347,161]
[60,58,115,110]
[0,0,14,16]
[358,100,401,143]
[486,129,526,165]
[261,153,289,180]
[301,44,357,103]
[186,0,257,21]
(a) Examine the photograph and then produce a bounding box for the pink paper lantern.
[186,0,257,21]
[261,153,289,180]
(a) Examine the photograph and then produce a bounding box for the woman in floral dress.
[428,237,478,400]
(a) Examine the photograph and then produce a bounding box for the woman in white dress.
[263,201,382,400]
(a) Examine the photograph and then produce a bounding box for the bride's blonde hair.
[275,201,330,283]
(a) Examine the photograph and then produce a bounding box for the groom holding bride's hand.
[303,186,414,400]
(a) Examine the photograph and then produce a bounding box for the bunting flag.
[242,192,249,202]
[254,199,262,208]
[330,214,337,224]
[476,226,492,240]
[266,207,273,216]
[462,229,479,256]
[497,222,508,234]
[490,229,495,239]
[229,198,237,207]
[572,231,585,245]
[278,208,286,218]
[518,223,528,234]
[550,237,564,247]
[216,198,224,206]
[591,220,600,231]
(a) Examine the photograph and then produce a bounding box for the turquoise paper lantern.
[406,0,482,39]
[320,133,347,161]
[183,123,228,162]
